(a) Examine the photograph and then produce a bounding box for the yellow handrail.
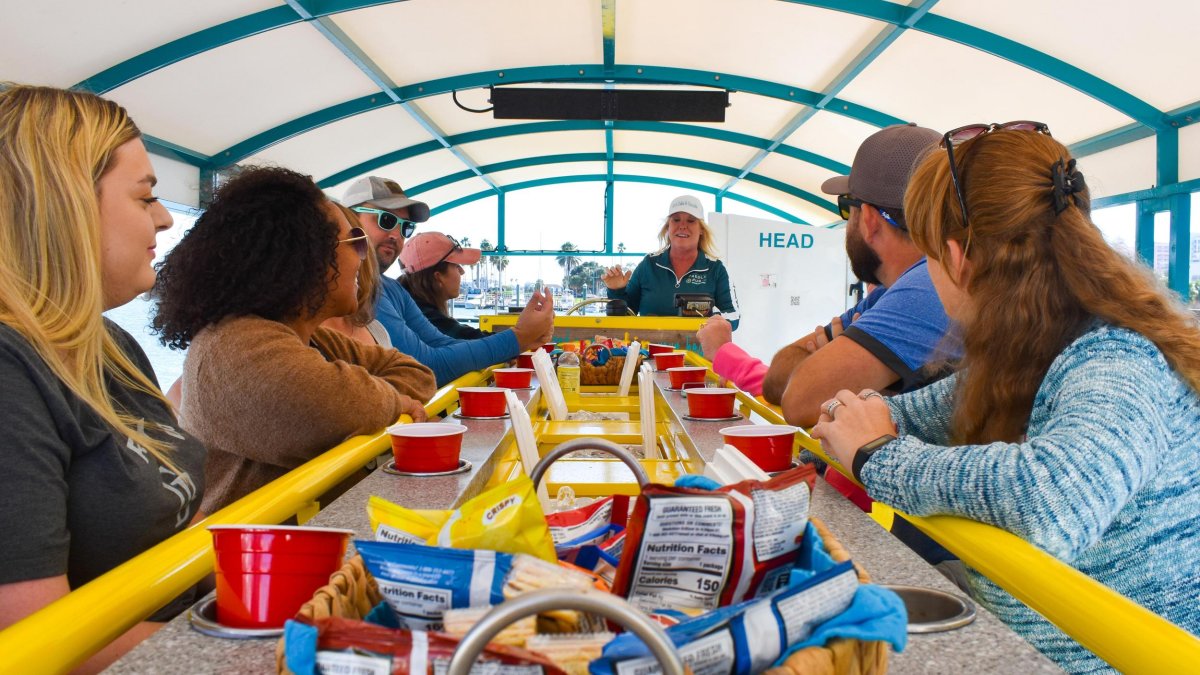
[0,369,489,674]
[687,351,1200,673]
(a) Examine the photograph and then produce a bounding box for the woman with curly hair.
[812,123,1200,672]
[154,166,436,513]
[0,84,206,670]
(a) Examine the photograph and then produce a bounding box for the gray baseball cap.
[821,123,941,211]
[342,176,430,223]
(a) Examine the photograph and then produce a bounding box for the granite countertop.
[108,376,1061,674]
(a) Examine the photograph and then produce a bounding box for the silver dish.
[680,413,744,422]
[452,410,510,420]
[188,593,283,639]
[881,585,977,633]
[382,458,473,477]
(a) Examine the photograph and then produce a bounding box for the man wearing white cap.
[343,177,554,385]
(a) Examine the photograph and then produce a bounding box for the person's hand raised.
[696,316,733,360]
[512,290,555,351]
[601,265,632,290]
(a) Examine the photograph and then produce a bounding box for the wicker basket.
[580,346,642,386]
[275,555,382,674]
[762,517,889,675]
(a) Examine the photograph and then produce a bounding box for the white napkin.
[617,340,641,396]
[505,389,550,508]
[531,348,567,421]
[703,444,770,485]
[639,368,659,459]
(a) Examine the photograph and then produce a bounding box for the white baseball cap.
[342,176,430,222]
[668,194,704,221]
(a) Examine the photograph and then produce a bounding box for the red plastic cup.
[209,525,352,629]
[653,351,686,371]
[457,386,508,417]
[719,424,798,472]
[648,343,675,356]
[517,352,536,369]
[686,387,737,419]
[494,367,534,389]
[667,366,707,389]
[541,342,557,353]
[387,422,468,472]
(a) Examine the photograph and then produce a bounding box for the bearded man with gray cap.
[343,177,554,386]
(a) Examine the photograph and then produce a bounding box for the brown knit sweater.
[182,315,436,513]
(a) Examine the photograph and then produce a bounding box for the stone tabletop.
[108,376,1060,674]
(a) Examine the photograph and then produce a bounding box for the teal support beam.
[1136,200,1156,268]
[1169,192,1191,298]
[496,191,507,251]
[1157,128,1179,186]
[1069,123,1154,159]
[719,0,939,197]
[1092,177,1200,210]
[143,135,209,167]
[428,174,808,225]
[601,0,616,79]
[714,193,724,212]
[400,152,837,214]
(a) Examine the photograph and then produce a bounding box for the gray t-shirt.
[0,320,206,621]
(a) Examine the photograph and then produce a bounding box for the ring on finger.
[824,399,844,418]
[859,390,885,402]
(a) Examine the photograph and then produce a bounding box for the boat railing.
[685,350,1200,673]
[0,368,492,674]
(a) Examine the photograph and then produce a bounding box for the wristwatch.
[852,434,896,482]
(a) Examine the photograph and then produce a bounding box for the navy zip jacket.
[607,248,740,329]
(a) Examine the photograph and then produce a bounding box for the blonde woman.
[322,203,393,348]
[601,195,740,328]
[0,85,206,671]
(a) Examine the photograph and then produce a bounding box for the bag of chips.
[367,475,556,562]
[611,465,817,614]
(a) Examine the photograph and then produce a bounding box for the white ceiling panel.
[490,162,608,188]
[730,181,839,226]
[613,131,758,171]
[784,111,878,170]
[618,0,886,92]
[752,153,842,202]
[331,0,599,86]
[1180,124,1200,184]
[248,106,435,184]
[412,178,495,212]
[1076,137,1156,200]
[612,161,727,191]
[0,0,278,88]
[410,91,525,137]
[460,131,606,166]
[106,23,380,155]
[839,30,1133,146]
[935,0,1200,112]
[694,93,805,139]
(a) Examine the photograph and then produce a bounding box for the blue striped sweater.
[861,324,1200,673]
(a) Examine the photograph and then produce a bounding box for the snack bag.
[591,557,859,675]
[547,495,630,557]
[611,465,817,614]
[358,541,595,631]
[281,616,566,675]
[366,475,557,561]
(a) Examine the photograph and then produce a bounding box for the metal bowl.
[882,584,976,633]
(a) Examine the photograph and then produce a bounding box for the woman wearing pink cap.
[399,232,488,340]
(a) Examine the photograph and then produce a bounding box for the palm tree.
[556,242,581,292]
[460,237,475,289]
[479,239,493,293]
[494,256,510,304]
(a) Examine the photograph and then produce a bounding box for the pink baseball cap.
[399,232,482,273]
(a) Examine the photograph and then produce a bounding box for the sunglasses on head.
[940,121,1051,228]
[837,194,903,230]
[433,234,463,267]
[339,227,369,260]
[352,206,418,238]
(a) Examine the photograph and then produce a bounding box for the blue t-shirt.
[837,259,955,392]
[375,275,518,386]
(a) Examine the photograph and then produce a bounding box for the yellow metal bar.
[0,370,488,673]
[705,355,1200,673]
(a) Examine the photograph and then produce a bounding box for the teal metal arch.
[317,120,850,189]
[321,151,838,216]
[427,173,810,227]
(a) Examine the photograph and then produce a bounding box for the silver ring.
[825,400,844,418]
[860,391,885,402]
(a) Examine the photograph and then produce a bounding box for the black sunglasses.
[339,227,369,260]
[433,234,463,267]
[837,194,903,230]
[941,121,1051,228]
[352,206,418,238]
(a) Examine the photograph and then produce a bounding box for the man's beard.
[845,223,882,286]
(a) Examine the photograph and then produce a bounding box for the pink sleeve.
[711,342,767,397]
